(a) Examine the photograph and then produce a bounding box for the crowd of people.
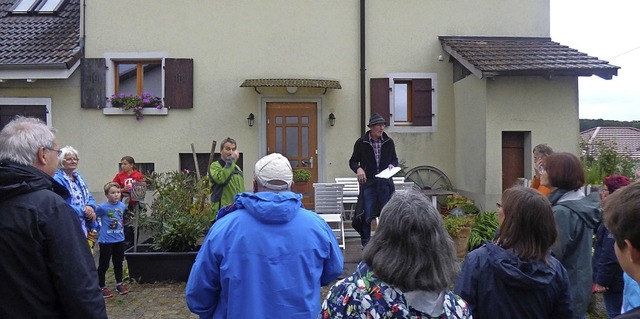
[3,115,640,319]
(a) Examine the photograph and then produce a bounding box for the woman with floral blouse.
[319,190,471,319]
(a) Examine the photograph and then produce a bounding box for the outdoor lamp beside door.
[247,113,255,127]
[328,113,336,126]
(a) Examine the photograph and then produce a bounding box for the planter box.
[125,244,198,283]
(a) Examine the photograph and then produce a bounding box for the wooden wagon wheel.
[404,165,453,191]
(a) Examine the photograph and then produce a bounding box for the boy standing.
[603,181,640,318]
[96,182,129,298]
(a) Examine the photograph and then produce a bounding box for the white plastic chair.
[334,177,359,219]
[313,183,346,249]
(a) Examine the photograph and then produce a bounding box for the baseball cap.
[254,153,293,191]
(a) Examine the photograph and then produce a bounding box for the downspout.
[359,0,366,136]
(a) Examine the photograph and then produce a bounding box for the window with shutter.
[370,73,437,133]
[0,98,51,130]
[96,53,194,117]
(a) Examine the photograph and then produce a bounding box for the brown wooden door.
[502,132,525,192]
[266,102,317,208]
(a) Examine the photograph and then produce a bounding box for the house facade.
[0,0,618,210]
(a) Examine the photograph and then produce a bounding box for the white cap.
[254,153,293,191]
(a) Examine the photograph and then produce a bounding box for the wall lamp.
[247,113,255,127]
[328,112,336,126]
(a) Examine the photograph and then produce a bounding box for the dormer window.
[11,0,66,14]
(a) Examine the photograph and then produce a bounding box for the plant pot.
[452,226,472,258]
[292,181,314,210]
[125,244,198,283]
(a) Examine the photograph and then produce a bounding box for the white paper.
[375,166,401,179]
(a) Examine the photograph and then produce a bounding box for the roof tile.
[440,36,619,80]
[0,0,81,68]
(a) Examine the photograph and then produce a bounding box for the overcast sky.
[551,0,640,121]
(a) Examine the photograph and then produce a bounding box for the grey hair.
[363,189,458,292]
[0,116,56,166]
[58,145,79,168]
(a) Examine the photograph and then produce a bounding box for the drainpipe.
[359,0,366,136]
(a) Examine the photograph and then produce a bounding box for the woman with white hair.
[53,146,97,239]
[320,189,471,319]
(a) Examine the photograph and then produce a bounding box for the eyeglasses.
[496,202,502,209]
[44,147,62,156]
[64,158,79,162]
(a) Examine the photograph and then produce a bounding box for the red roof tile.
[580,127,640,159]
[440,36,619,80]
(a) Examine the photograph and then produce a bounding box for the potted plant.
[443,214,475,258]
[125,169,211,283]
[107,92,164,121]
[467,210,500,251]
[293,169,311,183]
[291,168,314,208]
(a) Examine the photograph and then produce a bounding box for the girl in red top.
[112,155,144,249]
[113,156,144,197]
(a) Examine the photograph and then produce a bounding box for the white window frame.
[0,98,52,125]
[102,52,169,116]
[386,72,438,133]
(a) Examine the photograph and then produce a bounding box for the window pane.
[290,160,299,168]
[302,127,308,157]
[142,64,162,97]
[394,83,408,121]
[286,127,299,157]
[38,0,63,12]
[301,116,309,124]
[13,0,38,13]
[286,117,298,124]
[276,116,282,124]
[275,127,283,153]
[117,63,138,96]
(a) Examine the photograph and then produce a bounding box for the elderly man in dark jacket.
[349,113,398,247]
[0,117,107,318]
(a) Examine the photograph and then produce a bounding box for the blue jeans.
[603,291,623,318]
[361,178,394,246]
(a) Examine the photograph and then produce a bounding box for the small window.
[393,81,412,124]
[11,0,65,14]
[114,61,162,97]
[0,98,51,130]
[36,0,64,13]
[371,73,438,133]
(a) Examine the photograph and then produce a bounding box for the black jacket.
[0,161,107,318]
[348,131,398,180]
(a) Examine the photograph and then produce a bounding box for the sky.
[551,0,640,121]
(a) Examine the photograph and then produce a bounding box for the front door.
[266,102,318,208]
[502,131,525,192]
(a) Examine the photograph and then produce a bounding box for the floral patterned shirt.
[319,262,472,319]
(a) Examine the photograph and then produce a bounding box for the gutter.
[359,0,366,136]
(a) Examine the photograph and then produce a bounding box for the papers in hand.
[375,167,401,179]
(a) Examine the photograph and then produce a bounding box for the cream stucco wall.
[454,75,580,210]
[2,0,559,202]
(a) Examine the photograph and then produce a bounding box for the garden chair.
[334,177,359,220]
[313,183,346,249]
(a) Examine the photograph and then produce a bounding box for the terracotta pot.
[452,226,472,258]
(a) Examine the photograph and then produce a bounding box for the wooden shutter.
[370,78,390,124]
[80,58,106,109]
[164,58,194,109]
[412,78,432,126]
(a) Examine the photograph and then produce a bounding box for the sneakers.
[116,283,129,295]
[101,287,114,298]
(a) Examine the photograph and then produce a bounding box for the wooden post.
[208,140,218,170]
[191,143,200,179]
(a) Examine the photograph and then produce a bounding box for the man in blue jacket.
[349,113,398,247]
[186,153,344,319]
[0,117,107,318]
